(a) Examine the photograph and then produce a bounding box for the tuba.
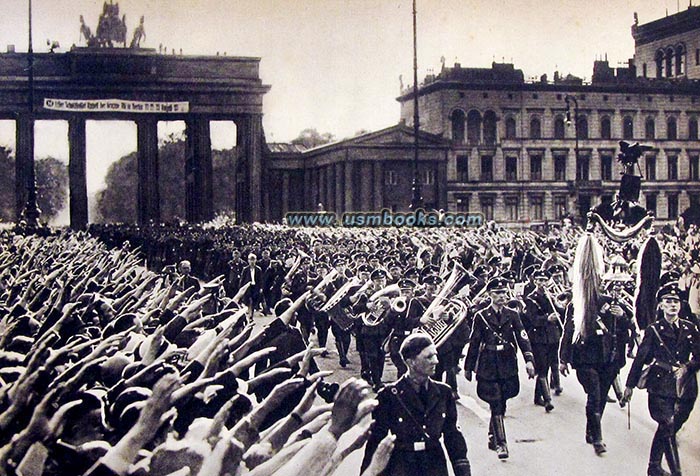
[418,261,469,346]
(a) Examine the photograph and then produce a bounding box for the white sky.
[0,0,691,220]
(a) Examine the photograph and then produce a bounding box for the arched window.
[600,116,611,139]
[666,48,674,78]
[676,45,685,76]
[505,116,516,139]
[656,50,664,79]
[450,109,465,143]
[689,117,698,140]
[667,117,677,140]
[554,115,565,139]
[483,110,497,145]
[530,116,541,139]
[645,117,655,139]
[576,115,588,139]
[623,116,634,140]
[467,110,482,145]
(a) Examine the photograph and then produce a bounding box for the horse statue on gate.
[93,1,128,47]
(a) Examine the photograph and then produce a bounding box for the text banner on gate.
[43,98,189,113]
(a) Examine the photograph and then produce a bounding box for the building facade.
[266,124,450,221]
[633,5,700,80]
[268,8,700,227]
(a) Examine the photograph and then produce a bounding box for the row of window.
[455,155,700,182]
[455,192,696,221]
[452,110,700,143]
[651,43,686,79]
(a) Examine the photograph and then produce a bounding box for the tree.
[291,128,335,149]
[0,146,14,222]
[94,152,138,223]
[0,147,68,224]
[95,136,238,223]
[35,157,69,224]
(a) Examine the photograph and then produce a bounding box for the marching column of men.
[210,240,700,473]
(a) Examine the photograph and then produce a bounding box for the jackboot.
[538,377,554,412]
[663,435,682,476]
[551,370,562,395]
[336,340,348,367]
[488,416,496,451]
[493,415,509,459]
[533,378,545,406]
[591,412,607,455]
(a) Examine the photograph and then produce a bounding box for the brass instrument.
[320,276,360,312]
[359,283,400,326]
[421,297,469,346]
[418,261,469,347]
[305,269,339,312]
[392,296,407,313]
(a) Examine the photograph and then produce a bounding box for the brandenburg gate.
[0,47,270,227]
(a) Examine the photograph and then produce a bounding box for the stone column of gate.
[244,114,264,222]
[14,114,32,222]
[136,118,160,224]
[68,117,88,230]
[185,117,213,223]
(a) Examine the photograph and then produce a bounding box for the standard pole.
[23,0,40,229]
[410,0,423,210]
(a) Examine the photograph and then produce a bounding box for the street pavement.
[254,314,700,476]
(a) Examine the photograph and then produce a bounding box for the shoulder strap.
[390,386,432,440]
[478,312,514,348]
[649,325,680,365]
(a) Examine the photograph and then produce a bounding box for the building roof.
[632,6,700,45]
[266,143,308,154]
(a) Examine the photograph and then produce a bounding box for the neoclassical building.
[269,7,700,226]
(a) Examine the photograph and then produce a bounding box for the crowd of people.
[0,216,698,476]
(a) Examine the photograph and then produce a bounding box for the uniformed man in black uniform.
[362,333,472,476]
[387,278,425,377]
[559,277,631,456]
[464,277,535,459]
[353,268,393,390]
[523,268,562,412]
[324,255,354,367]
[623,283,700,476]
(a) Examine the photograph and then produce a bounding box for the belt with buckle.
[484,344,508,351]
[394,440,440,452]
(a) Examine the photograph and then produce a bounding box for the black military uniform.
[387,279,425,377]
[324,257,354,367]
[362,371,471,475]
[559,291,631,455]
[523,269,562,411]
[625,284,700,476]
[464,277,534,459]
[309,262,332,352]
[354,269,393,390]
